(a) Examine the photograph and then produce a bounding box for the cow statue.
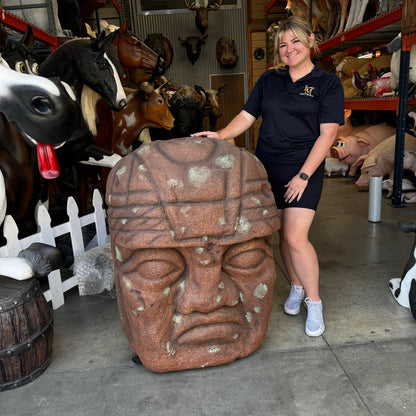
[216,36,238,69]
[150,85,206,141]
[195,83,226,131]
[179,35,207,65]
[184,0,223,35]
[389,221,416,320]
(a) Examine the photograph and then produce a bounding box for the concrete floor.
[1,176,416,416]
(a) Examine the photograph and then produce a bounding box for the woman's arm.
[284,122,339,203]
[191,110,256,142]
[299,122,340,177]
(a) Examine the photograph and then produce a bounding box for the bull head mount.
[184,0,223,35]
[179,35,207,65]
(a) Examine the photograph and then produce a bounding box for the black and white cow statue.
[389,221,416,319]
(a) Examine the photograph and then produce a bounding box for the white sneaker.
[284,283,305,315]
[305,298,325,337]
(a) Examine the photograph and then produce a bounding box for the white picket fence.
[0,189,109,309]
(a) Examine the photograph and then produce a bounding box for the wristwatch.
[299,172,309,180]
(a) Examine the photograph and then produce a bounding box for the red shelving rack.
[316,6,402,58]
[0,6,59,50]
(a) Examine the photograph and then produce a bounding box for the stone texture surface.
[106,137,280,372]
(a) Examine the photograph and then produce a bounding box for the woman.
[192,16,344,337]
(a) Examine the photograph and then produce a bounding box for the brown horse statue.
[107,21,165,89]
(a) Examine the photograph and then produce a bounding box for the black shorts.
[259,159,325,210]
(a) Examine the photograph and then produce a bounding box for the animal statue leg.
[410,280,416,319]
[345,0,358,30]
[0,242,65,281]
[0,169,6,226]
[378,0,389,14]
[353,0,370,26]
[336,0,351,35]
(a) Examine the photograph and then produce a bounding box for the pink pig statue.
[403,150,416,175]
[354,133,416,187]
[330,124,396,177]
[382,178,415,199]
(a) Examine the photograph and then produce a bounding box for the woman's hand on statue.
[191,131,222,139]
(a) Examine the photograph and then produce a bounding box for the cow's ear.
[178,36,186,44]
[0,21,8,50]
[199,34,208,43]
[22,25,34,48]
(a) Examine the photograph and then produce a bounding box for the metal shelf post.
[392,45,410,206]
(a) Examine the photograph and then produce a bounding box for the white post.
[368,176,382,223]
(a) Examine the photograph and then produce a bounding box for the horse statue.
[38,30,127,167]
[0,55,82,238]
[39,31,126,113]
[101,21,165,89]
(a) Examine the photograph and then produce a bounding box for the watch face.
[300,172,309,180]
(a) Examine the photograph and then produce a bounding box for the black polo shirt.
[243,64,344,164]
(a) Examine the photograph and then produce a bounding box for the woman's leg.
[279,207,325,336]
[279,207,320,301]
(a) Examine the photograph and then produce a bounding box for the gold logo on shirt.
[301,85,315,97]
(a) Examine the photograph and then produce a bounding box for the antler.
[184,0,200,11]
[207,0,223,11]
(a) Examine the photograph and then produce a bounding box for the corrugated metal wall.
[129,3,249,94]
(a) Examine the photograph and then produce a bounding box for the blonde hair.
[273,16,319,66]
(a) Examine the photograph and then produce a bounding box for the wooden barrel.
[0,276,53,391]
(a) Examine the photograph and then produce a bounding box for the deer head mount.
[184,0,223,35]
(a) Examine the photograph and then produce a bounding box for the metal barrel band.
[0,318,53,359]
[0,278,39,312]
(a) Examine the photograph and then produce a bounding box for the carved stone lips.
[172,308,246,346]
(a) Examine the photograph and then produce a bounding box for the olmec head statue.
[106,137,280,372]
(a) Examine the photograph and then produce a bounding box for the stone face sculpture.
[106,137,280,372]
